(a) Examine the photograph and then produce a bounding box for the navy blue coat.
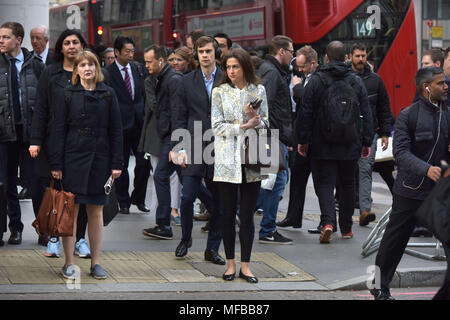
[50,82,123,196]
[106,62,145,133]
[173,66,223,179]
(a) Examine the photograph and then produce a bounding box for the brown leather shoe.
[8,231,22,245]
[194,210,211,221]
[359,211,376,226]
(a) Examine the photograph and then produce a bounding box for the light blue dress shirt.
[202,66,217,100]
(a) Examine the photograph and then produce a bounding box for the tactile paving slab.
[0,250,315,284]
[190,261,283,279]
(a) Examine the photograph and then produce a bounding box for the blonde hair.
[72,49,104,84]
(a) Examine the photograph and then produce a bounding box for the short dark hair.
[1,22,24,41]
[415,66,444,91]
[327,41,346,62]
[214,32,232,49]
[144,44,167,61]
[268,35,293,56]
[186,29,205,44]
[220,48,262,87]
[351,43,367,54]
[113,36,135,52]
[53,29,87,62]
[423,48,444,67]
[445,47,450,60]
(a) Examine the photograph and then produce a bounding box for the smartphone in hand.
[250,98,262,109]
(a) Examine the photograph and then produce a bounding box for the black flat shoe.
[222,272,235,281]
[239,269,258,283]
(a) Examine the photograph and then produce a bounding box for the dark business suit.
[106,61,150,209]
[32,49,55,66]
[174,67,223,252]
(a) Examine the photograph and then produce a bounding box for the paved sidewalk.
[0,159,447,295]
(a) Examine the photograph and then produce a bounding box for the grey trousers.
[358,134,378,213]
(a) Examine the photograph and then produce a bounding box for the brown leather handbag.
[32,179,75,238]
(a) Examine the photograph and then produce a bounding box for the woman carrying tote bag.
[50,50,123,280]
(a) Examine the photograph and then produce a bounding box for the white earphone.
[426,86,431,93]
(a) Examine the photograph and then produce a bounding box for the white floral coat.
[211,83,269,184]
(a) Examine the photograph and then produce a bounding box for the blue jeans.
[180,176,222,251]
[258,144,289,238]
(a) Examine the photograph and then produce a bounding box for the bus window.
[175,0,255,13]
[153,0,165,19]
[310,0,411,71]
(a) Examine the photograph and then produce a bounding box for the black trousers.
[311,159,357,233]
[218,175,261,263]
[0,125,26,233]
[375,193,450,291]
[115,129,151,209]
[0,182,6,236]
[285,152,315,227]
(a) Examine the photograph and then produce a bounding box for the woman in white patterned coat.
[211,48,269,283]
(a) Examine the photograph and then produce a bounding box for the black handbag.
[415,176,450,246]
[103,184,119,226]
[244,125,286,173]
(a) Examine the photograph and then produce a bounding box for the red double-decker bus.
[50,0,417,116]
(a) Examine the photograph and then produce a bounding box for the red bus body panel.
[377,2,418,117]
[284,0,363,43]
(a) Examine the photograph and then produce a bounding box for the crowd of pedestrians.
[0,21,449,294]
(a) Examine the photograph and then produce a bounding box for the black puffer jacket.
[393,95,450,200]
[0,48,45,142]
[353,64,394,137]
[296,61,374,160]
[256,55,293,146]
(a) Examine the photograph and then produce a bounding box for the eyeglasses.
[284,48,294,55]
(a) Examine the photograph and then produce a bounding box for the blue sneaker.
[62,264,78,279]
[171,215,181,226]
[44,237,60,258]
[75,238,91,258]
[90,264,107,280]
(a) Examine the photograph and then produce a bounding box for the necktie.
[123,66,133,99]
[9,58,21,123]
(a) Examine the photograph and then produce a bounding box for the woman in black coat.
[29,29,92,256]
[51,50,123,280]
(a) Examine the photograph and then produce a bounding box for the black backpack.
[316,72,361,144]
